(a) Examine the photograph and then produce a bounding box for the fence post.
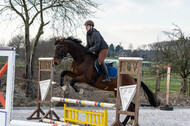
[155,69,160,105]
[160,64,173,111]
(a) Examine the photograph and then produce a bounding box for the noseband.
[54,55,63,60]
[54,45,67,60]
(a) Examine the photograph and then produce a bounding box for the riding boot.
[96,60,101,72]
[101,62,111,82]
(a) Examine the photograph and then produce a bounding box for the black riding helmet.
[84,20,94,27]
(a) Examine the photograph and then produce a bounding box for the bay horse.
[53,37,159,125]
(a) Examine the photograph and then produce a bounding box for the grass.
[142,77,182,94]
[140,66,189,94]
[0,61,25,67]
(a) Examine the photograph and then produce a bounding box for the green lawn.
[142,77,182,94]
[0,61,25,67]
[140,65,190,95]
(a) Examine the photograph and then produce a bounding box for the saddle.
[88,59,118,85]
[94,59,118,78]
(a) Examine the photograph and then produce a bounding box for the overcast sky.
[0,0,190,49]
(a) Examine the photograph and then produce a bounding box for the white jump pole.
[52,97,116,108]
[0,49,61,126]
[0,47,15,126]
[10,120,56,126]
[42,118,80,126]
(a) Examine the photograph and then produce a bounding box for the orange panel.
[0,61,8,78]
[0,92,5,108]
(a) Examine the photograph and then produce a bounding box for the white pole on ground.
[42,118,80,126]
[10,120,56,126]
[165,65,171,106]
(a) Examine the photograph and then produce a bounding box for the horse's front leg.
[70,75,87,93]
[60,71,76,86]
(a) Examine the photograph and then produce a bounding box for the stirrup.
[102,77,111,82]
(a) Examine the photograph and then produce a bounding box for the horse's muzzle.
[54,62,58,66]
[53,56,62,66]
[53,57,59,66]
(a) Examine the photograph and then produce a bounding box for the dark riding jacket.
[86,28,108,54]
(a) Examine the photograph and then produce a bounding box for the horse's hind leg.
[122,102,135,126]
[122,116,130,126]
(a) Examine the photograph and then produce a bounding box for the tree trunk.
[26,0,45,98]
[189,80,190,96]
[30,0,44,94]
[25,22,35,98]
[155,70,160,102]
[183,78,187,94]
[30,24,44,81]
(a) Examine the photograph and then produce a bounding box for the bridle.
[54,45,67,60]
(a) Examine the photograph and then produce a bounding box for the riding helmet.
[84,20,94,27]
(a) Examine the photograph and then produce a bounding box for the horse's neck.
[66,42,86,62]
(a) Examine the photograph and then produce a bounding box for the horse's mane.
[65,36,82,45]
[65,36,87,51]
[65,36,98,59]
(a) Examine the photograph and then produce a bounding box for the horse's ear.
[60,38,65,44]
[54,37,57,45]
[54,37,59,45]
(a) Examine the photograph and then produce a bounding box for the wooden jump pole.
[27,58,59,120]
[112,57,142,126]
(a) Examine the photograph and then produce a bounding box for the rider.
[84,20,110,82]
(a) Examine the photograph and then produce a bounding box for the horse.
[53,37,159,125]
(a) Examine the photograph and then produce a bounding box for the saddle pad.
[94,59,118,78]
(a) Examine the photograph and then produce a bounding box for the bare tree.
[0,42,6,47]
[8,34,24,54]
[0,0,99,97]
[150,24,190,94]
[131,50,140,57]
[128,43,134,51]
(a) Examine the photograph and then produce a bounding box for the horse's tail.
[134,78,159,107]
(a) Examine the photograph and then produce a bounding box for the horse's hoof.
[62,85,67,92]
[79,89,84,94]
[60,83,64,87]
[60,77,64,86]
[127,120,133,125]
[73,86,80,93]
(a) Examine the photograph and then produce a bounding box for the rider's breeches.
[98,49,109,65]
